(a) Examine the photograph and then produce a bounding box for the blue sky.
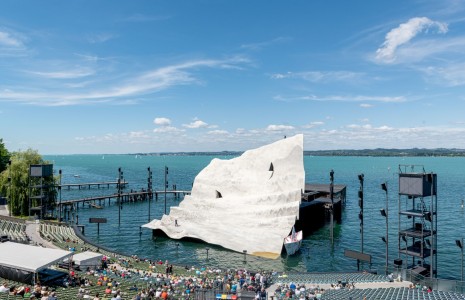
[1,0,465,154]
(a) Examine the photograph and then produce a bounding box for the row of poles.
[56,166,173,226]
[117,166,170,226]
[331,170,459,279]
[328,171,393,276]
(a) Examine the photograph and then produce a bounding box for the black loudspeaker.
[394,259,403,266]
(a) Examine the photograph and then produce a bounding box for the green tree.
[0,149,57,217]
[0,138,10,174]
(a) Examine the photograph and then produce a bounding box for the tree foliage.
[0,138,10,174]
[0,149,57,217]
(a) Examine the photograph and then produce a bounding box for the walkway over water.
[59,181,128,190]
[58,189,191,207]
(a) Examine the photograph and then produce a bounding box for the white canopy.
[69,251,103,267]
[0,242,72,273]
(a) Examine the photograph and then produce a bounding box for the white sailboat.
[284,226,302,255]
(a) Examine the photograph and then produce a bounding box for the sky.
[1,0,465,154]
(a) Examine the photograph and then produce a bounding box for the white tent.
[69,251,103,268]
[0,242,72,283]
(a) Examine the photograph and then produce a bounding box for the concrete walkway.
[25,220,60,249]
[0,204,8,216]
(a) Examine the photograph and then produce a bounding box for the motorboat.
[284,226,302,255]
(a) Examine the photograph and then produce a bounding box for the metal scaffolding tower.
[398,165,437,278]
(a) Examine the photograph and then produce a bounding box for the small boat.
[73,174,80,178]
[90,203,103,209]
[284,226,302,255]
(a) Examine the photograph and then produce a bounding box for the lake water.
[44,154,465,279]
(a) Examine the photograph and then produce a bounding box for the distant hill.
[303,148,465,157]
[132,148,465,157]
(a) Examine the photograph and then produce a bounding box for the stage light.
[425,212,432,222]
[456,239,463,249]
[381,183,387,192]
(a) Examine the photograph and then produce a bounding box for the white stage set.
[143,134,305,259]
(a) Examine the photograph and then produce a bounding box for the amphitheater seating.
[273,272,390,285]
[321,287,465,300]
[0,217,27,243]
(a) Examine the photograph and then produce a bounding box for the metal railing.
[377,265,465,294]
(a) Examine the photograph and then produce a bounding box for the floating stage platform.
[295,183,346,236]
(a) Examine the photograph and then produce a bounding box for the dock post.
[164,166,168,214]
[329,170,334,245]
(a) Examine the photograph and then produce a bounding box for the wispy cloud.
[274,94,406,103]
[0,31,22,47]
[375,17,448,63]
[271,71,364,83]
[28,67,95,79]
[360,103,373,108]
[86,33,117,44]
[302,121,324,129]
[241,37,291,51]
[421,62,465,86]
[0,57,248,106]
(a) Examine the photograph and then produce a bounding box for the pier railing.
[379,265,465,294]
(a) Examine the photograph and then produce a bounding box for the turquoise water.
[44,155,465,279]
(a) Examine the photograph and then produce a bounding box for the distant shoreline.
[45,148,465,157]
[131,148,465,157]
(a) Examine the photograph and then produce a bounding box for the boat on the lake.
[284,226,302,255]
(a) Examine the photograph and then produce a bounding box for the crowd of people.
[0,281,59,299]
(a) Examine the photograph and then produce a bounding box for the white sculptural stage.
[143,134,305,259]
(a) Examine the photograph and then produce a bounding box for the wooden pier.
[58,190,191,208]
[60,181,128,190]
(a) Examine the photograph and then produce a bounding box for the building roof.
[0,242,72,273]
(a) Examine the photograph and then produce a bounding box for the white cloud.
[271,71,363,83]
[28,68,95,79]
[241,37,290,51]
[208,130,229,135]
[0,57,248,106]
[422,63,465,86]
[154,117,171,126]
[0,31,22,47]
[360,103,373,108]
[266,124,295,131]
[153,126,184,133]
[375,17,448,63]
[87,33,117,44]
[183,120,209,129]
[275,94,406,103]
[129,131,149,138]
[302,121,324,129]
